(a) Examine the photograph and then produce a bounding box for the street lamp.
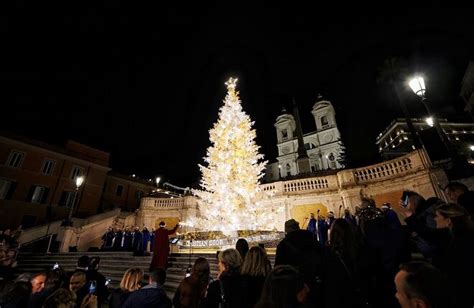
[408,76,451,156]
[61,176,84,227]
[156,176,161,187]
[425,117,434,127]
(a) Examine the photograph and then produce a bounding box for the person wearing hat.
[275,219,322,307]
[150,221,180,270]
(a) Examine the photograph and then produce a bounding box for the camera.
[105,278,111,286]
[52,262,59,270]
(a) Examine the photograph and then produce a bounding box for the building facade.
[0,134,111,228]
[102,173,156,212]
[376,118,474,161]
[265,96,345,182]
[0,133,157,229]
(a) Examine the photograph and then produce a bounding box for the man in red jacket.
[150,221,179,270]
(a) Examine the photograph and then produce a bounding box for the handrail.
[19,233,54,247]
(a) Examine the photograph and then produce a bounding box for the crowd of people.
[0,181,473,307]
[0,226,22,279]
[100,226,156,255]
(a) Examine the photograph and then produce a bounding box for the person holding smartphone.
[399,190,443,257]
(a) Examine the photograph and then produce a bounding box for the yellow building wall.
[290,203,328,229]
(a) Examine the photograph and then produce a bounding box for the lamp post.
[408,76,452,156]
[156,176,161,188]
[62,176,84,227]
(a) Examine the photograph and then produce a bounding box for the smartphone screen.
[89,280,97,294]
[401,192,409,207]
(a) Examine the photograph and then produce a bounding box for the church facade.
[265,96,345,182]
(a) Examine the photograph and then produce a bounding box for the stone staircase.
[15,251,277,299]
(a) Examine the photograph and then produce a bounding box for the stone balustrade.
[141,151,431,208]
[141,197,184,209]
[283,176,335,193]
[352,150,426,184]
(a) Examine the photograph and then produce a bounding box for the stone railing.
[261,183,277,192]
[260,176,337,195]
[283,176,335,193]
[141,197,184,209]
[352,150,426,184]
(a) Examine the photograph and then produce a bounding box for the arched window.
[281,129,288,140]
[321,116,329,127]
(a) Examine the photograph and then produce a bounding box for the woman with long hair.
[241,246,272,307]
[324,218,370,308]
[433,203,474,308]
[109,267,143,308]
[173,257,211,308]
[255,265,309,308]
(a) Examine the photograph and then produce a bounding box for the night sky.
[1,4,473,186]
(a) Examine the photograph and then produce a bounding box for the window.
[116,185,124,196]
[27,185,49,204]
[6,151,25,168]
[0,179,16,200]
[281,129,288,140]
[70,166,84,180]
[304,143,315,150]
[59,191,77,207]
[321,116,329,128]
[41,159,56,175]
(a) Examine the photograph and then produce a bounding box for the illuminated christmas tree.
[189,78,279,234]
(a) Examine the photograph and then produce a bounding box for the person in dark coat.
[142,227,151,252]
[113,229,123,251]
[359,206,410,308]
[235,238,249,261]
[87,257,108,307]
[316,215,329,247]
[101,227,114,250]
[173,257,210,308]
[275,219,323,307]
[381,203,401,229]
[132,227,143,255]
[400,192,441,257]
[240,246,271,308]
[432,203,474,308]
[324,218,372,308]
[256,265,310,308]
[122,268,171,308]
[28,268,67,308]
[343,209,357,227]
[122,228,133,251]
[306,213,317,239]
[150,228,155,252]
[150,222,179,270]
[203,248,245,308]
